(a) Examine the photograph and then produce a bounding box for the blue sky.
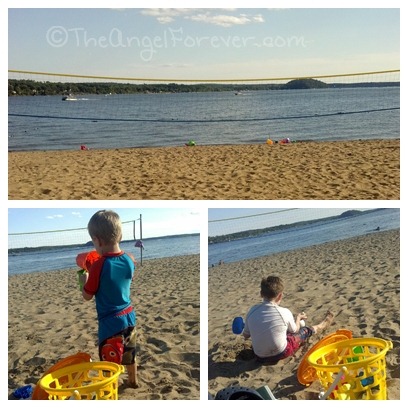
[208,208,372,236]
[8,7,400,81]
[8,208,201,247]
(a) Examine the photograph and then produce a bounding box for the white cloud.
[141,9,265,27]
[46,214,63,219]
[159,63,193,68]
[140,8,192,24]
[72,212,82,217]
[252,14,265,24]
[187,13,251,27]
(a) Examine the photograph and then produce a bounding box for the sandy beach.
[8,254,200,400]
[8,139,399,200]
[208,230,400,400]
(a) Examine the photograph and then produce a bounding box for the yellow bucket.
[38,361,125,400]
[307,338,392,400]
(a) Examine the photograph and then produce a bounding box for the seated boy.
[243,276,334,363]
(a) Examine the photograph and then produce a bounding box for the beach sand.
[8,254,200,400]
[8,139,399,200]
[208,230,400,400]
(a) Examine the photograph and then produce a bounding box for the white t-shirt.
[243,301,297,358]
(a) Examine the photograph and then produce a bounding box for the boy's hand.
[78,271,89,289]
[297,312,307,320]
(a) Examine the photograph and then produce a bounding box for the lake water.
[8,234,200,276]
[208,208,399,266]
[8,87,399,151]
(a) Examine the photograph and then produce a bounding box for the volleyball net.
[208,208,355,241]
[8,220,138,250]
[8,68,400,94]
[8,69,400,120]
[8,69,400,149]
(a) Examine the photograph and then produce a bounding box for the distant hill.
[282,78,328,89]
[338,210,363,218]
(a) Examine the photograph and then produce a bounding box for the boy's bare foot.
[323,310,334,326]
[124,363,138,388]
[126,380,139,389]
[313,310,334,334]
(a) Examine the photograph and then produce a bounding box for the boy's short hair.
[260,276,284,300]
[88,210,122,244]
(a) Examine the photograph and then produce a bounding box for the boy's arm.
[295,312,307,331]
[81,258,104,300]
[82,289,93,301]
[79,272,93,301]
[242,319,250,339]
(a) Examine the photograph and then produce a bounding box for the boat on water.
[62,94,78,101]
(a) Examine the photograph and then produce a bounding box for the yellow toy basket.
[307,337,393,400]
[38,361,125,400]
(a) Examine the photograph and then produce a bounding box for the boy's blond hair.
[88,210,122,244]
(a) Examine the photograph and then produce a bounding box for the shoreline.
[208,230,400,400]
[6,137,400,153]
[8,139,399,200]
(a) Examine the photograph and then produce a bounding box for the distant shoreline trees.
[8,78,399,97]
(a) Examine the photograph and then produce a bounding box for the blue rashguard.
[83,252,137,344]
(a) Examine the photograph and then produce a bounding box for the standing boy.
[79,210,138,387]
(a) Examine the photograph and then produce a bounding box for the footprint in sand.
[146,337,170,353]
